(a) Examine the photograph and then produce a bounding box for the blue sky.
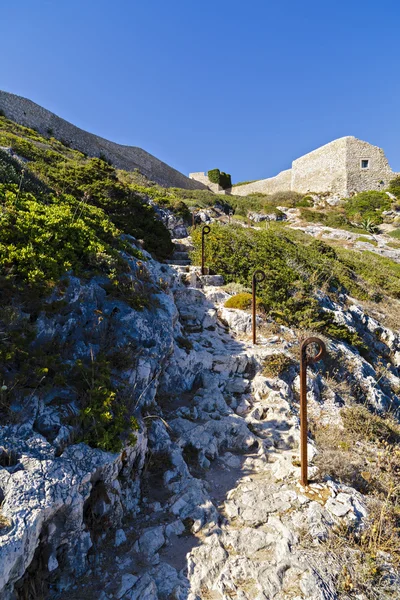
[2,0,400,183]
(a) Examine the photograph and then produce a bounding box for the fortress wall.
[229,169,292,196]
[291,137,348,196]
[346,137,395,194]
[0,90,206,190]
[188,172,224,193]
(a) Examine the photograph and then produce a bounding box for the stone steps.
[171,251,190,261]
[164,259,191,266]
[173,242,193,252]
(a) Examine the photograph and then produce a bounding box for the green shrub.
[0,184,122,286]
[344,191,392,225]
[0,149,49,195]
[232,179,258,187]
[219,171,232,189]
[297,195,314,207]
[388,175,400,199]
[262,353,294,377]
[224,292,262,310]
[0,117,174,261]
[73,355,140,452]
[299,208,364,232]
[207,168,220,184]
[207,168,232,189]
[267,191,304,207]
[190,223,398,345]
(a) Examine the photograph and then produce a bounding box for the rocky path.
[56,236,374,600]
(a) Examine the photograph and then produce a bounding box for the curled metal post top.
[202,225,211,235]
[252,269,266,284]
[300,336,326,364]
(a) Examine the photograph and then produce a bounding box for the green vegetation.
[299,208,365,232]
[312,405,400,588]
[300,191,395,233]
[388,228,400,240]
[73,354,140,452]
[297,195,314,207]
[343,191,391,225]
[356,236,378,246]
[262,353,294,378]
[224,292,261,310]
[388,175,400,199]
[0,115,175,260]
[0,116,176,447]
[232,179,258,187]
[191,223,400,347]
[229,191,305,217]
[0,183,123,286]
[207,168,232,189]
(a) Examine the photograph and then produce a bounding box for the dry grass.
[0,513,11,529]
[262,353,295,378]
[311,404,400,596]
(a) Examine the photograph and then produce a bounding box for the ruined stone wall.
[346,137,396,194]
[291,137,349,196]
[228,169,292,197]
[0,90,206,190]
[229,136,398,199]
[189,172,225,193]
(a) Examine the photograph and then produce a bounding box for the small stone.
[116,574,139,599]
[165,519,185,538]
[115,528,127,547]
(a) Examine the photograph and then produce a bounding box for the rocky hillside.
[0,90,206,190]
[0,116,400,600]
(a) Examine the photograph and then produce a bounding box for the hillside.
[0,90,206,190]
[0,115,400,600]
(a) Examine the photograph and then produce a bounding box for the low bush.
[262,353,294,377]
[191,223,399,345]
[224,292,261,310]
[0,183,122,286]
[388,175,400,199]
[207,168,232,189]
[341,405,400,444]
[73,354,140,452]
[267,190,305,207]
[299,208,363,232]
[344,191,392,225]
[222,282,250,295]
[0,117,174,260]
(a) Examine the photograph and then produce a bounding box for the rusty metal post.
[299,337,326,487]
[252,270,266,345]
[201,225,211,275]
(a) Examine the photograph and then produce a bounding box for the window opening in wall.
[361,159,370,169]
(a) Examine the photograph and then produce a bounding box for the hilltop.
[0,110,400,600]
[0,90,206,190]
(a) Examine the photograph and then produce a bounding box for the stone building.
[191,136,398,198]
[0,90,206,190]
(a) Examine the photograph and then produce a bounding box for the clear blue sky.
[2,0,400,183]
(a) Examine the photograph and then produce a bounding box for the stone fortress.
[1,90,398,198]
[0,90,206,190]
[191,136,399,198]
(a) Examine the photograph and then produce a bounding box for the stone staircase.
[164,240,192,269]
